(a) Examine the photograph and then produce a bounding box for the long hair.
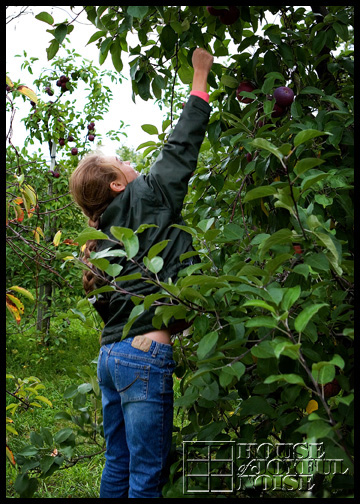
[69,150,126,297]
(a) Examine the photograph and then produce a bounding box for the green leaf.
[333,21,349,42]
[281,285,301,312]
[250,138,283,161]
[312,362,335,385]
[105,263,123,277]
[273,341,301,360]
[90,247,127,259]
[110,40,123,73]
[259,228,293,259]
[251,341,275,358]
[127,6,149,19]
[294,303,328,333]
[54,24,68,44]
[141,124,158,135]
[136,140,157,150]
[178,64,193,85]
[220,75,239,88]
[89,257,109,271]
[86,30,107,45]
[245,316,277,328]
[147,240,170,260]
[264,374,306,386]
[313,30,327,55]
[313,231,341,264]
[301,172,329,191]
[243,185,277,202]
[294,157,325,176]
[171,223,198,237]
[46,39,60,61]
[143,256,164,274]
[159,24,177,52]
[296,420,332,439]
[122,304,145,338]
[197,331,218,360]
[110,226,139,258]
[54,428,73,444]
[304,252,329,272]
[239,396,275,418]
[35,12,54,25]
[76,228,109,246]
[242,299,276,313]
[300,86,325,97]
[293,129,330,147]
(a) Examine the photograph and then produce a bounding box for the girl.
[69,47,214,498]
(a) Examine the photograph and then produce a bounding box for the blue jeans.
[97,336,176,498]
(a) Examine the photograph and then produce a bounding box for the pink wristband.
[190,90,209,103]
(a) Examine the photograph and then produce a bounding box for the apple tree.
[9,6,353,498]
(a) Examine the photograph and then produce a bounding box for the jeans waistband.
[101,336,173,359]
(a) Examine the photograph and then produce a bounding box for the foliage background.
[6,5,353,498]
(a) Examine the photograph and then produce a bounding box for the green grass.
[6,318,104,498]
[6,317,188,498]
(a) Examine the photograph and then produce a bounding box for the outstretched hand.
[192,48,214,75]
[191,48,214,93]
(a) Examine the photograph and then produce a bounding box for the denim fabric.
[97,337,176,498]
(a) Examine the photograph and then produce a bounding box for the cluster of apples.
[206,6,239,25]
[87,122,96,142]
[236,81,294,118]
[56,75,70,92]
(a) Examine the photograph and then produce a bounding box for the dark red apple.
[236,81,255,103]
[246,152,252,162]
[53,172,60,178]
[67,135,74,142]
[206,6,227,16]
[87,123,95,131]
[88,134,95,141]
[59,138,65,146]
[45,86,54,96]
[219,6,239,25]
[323,378,340,398]
[71,147,78,155]
[56,80,62,87]
[272,103,286,118]
[273,86,294,107]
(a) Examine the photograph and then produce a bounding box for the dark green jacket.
[95,95,211,345]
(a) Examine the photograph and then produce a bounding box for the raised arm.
[146,48,213,214]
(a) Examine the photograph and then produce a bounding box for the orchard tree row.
[6,6,353,498]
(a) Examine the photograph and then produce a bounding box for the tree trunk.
[36,140,57,341]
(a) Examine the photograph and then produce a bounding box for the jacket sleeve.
[145,95,211,214]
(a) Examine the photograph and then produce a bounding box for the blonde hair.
[69,150,126,296]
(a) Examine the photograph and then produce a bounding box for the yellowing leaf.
[6,295,22,324]
[9,286,34,301]
[6,75,14,88]
[306,399,319,414]
[6,445,16,466]
[17,85,38,104]
[35,395,53,407]
[6,294,24,314]
[261,198,269,217]
[53,230,62,246]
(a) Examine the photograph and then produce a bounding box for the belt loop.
[151,341,160,357]
[108,342,116,355]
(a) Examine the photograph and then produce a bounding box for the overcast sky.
[6,6,169,159]
[7,6,300,162]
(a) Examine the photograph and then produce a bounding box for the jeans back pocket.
[115,359,150,403]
